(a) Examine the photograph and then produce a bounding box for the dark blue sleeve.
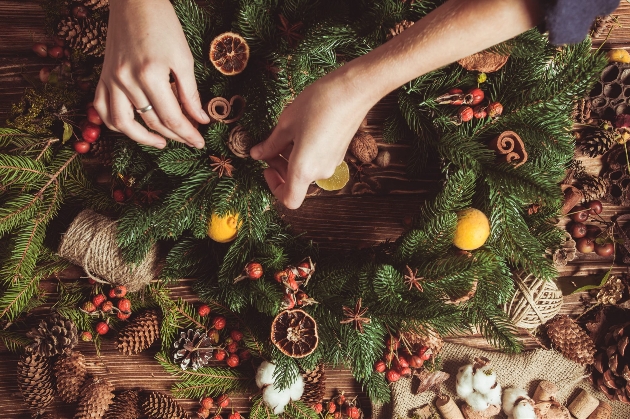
[542,0,620,44]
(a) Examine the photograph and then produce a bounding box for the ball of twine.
[504,271,563,329]
[58,209,157,292]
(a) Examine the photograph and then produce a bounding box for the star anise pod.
[278,14,303,48]
[404,265,424,292]
[139,186,162,205]
[340,298,371,333]
[209,155,235,178]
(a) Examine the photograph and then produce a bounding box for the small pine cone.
[26,313,78,357]
[579,176,610,203]
[578,128,617,157]
[58,16,107,57]
[75,377,115,419]
[386,20,414,40]
[401,327,444,355]
[546,315,595,365]
[301,364,326,405]
[54,350,88,403]
[117,310,160,355]
[591,15,616,39]
[142,391,190,419]
[90,137,115,166]
[83,0,109,11]
[105,390,141,419]
[572,98,592,124]
[17,354,55,413]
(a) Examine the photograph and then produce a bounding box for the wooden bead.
[586,401,612,419]
[568,389,600,419]
[435,395,465,419]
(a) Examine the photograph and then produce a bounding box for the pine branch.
[283,401,318,419]
[250,395,279,419]
[0,330,30,353]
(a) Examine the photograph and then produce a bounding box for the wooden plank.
[0,1,49,56]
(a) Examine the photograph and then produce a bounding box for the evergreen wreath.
[0,0,606,412]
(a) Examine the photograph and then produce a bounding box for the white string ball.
[504,271,563,329]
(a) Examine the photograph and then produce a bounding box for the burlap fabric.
[372,343,630,419]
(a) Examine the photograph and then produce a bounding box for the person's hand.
[94,0,210,149]
[250,70,375,209]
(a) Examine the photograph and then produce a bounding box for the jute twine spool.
[435,396,464,419]
[58,209,157,292]
[504,271,563,329]
[569,389,600,419]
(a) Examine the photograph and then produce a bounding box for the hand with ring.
[94,0,210,149]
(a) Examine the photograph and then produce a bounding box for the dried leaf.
[411,370,450,394]
[62,122,73,143]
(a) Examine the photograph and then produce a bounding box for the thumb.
[172,68,211,124]
[250,127,291,160]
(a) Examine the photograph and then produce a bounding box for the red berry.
[570,206,589,223]
[226,341,239,354]
[418,346,432,361]
[101,301,114,313]
[52,35,65,47]
[487,101,503,118]
[587,200,603,215]
[472,105,487,119]
[39,67,52,83]
[238,349,251,361]
[466,87,485,105]
[386,335,400,351]
[274,268,296,284]
[112,189,126,203]
[95,322,109,335]
[117,298,131,313]
[374,360,386,373]
[281,291,296,310]
[82,301,96,313]
[230,330,243,342]
[296,261,311,278]
[226,354,240,368]
[214,349,227,361]
[346,406,360,419]
[334,412,342,419]
[72,5,88,18]
[457,106,474,123]
[87,107,103,125]
[586,225,602,239]
[393,355,409,369]
[383,352,395,364]
[569,222,587,239]
[337,393,346,405]
[82,123,101,143]
[74,141,91,154]
[213,316,226,330]
[409,355,424,369]
[81,331,93,341]
[197,407,210,419]
[576,237,595,254]
[286,276,299,291]
[108,289,117,299]
[32,42,48,57]
[228,412,241,419]
[245,262,263,280]
[216,394,230,408]
[399,366,412,376]
[113,285,127,297]
[198,304,211,317]
[447,88,464,105]
[595,242,615,257]
[386,369,401,383]
[328,401,337,413]
[117,311,131,321]
[48,45,64,59]
[200,397,214,409]
[313,402,323,414]
[92,294,107,308]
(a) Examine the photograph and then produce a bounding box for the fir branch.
[283,401,318,419]
[0,330,30,353]
[250,395,279,419]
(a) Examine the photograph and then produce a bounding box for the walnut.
[349,131,378,164]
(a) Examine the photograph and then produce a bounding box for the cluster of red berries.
[197,394,238,419]
[74,102,103,154]
[436,87,503,124]
[311,391,363,419]
[373,336,432,384]
[272,257,316,310]
[80,285,131,337]
[31,37,92,91]
[567,200,614,256]
[197,305,251,369]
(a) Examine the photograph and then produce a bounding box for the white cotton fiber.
[255,361,276,388]
[472,366,497,394]
[262,383,292,414]
[456,364,474,399]
[485,382,502,406]
[512,400,536,419]
[288,374,305,401]
[465,392,490,412]
[502,387,529,417]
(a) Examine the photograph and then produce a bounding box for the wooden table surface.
[2,1,630,418]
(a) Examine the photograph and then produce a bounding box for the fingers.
[250,126,293,161]
[172,68,211,125]
[107,88,167,148]
[263,167,311,210]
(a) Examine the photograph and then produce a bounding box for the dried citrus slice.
[209,32,250,76]
[270,309,318,358]
[315,161,349,191]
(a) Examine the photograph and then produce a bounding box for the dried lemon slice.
[315,161,350,191]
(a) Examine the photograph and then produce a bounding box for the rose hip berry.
[74,141,91,154]
[117,298,131,313]
[198,304,211,317]
[216,394,230,408]
[386,369,401,383]
[230,330,243,342]
[213,316,226,330]
[95,322,109,335]
[374,360,386,373]
[200,397,214,409]
[92,294,107,308]
[214,349,227,361]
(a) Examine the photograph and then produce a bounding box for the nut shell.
[349,131,378,164]
[270,309,318,358]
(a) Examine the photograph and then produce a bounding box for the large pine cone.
[26,313,78,357]
[75,377,115,419]
[592,321,630,404]
[83,0,109,11]
[302,364,326,405]
[546,315,595,365]
[117,310,160,355]
[105,390,141,419]
[579,176,610,203]
[142,391,190,419]
[17,353,54,413]
[58,16,107,57]
[401,326,444,356]
[54,350,88,403]
[90,136,116,166]
[173,329,214,370]
[578,128,618,157]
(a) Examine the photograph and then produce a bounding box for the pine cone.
[26,313,78,357]
[302,364,326,405]
[172,329,214,370]
[58,16,107,57]
[591,15,616,39]
[105,390,141,419]
[54,350,88,403]
[90,136,115,166]
[142,391,190,419]
[386,20,414,40]
[579,176,610,203]
[578,128,617,157]
[17,353,54,413]
[83,0,109,11]
[401,327,444,356]
[75,377,115,419]
[546,315,595,365]
[117,310,160,355]
[572,98,593,124]
[591,321,630,404]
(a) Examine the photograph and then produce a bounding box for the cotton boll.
[465,392,490,412]
[262,383,292,414]
[485,382,503,406]
[287,374,305,401]
[256,361,276,388]
[456,364,474,399]
[502,387,529,417]
[512,400,536,419]
[472,366,497,394]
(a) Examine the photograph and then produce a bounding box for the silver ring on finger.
[135,104,154,114]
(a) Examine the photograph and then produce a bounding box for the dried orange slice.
[209,32,250,76]
[315,161,349,191]
[270,309,318,358]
